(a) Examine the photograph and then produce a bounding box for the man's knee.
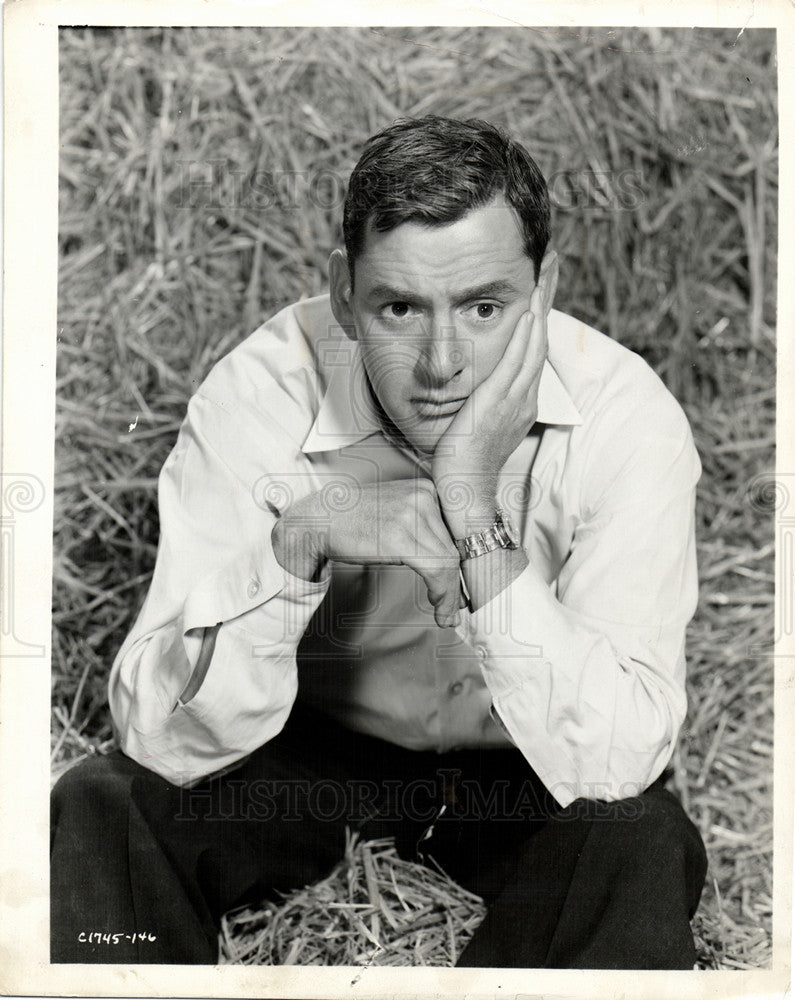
[556,783,706,883]
[629,785,705,862]
[582,784,707,907]
[51,752,140,832]
[642,786,707,892]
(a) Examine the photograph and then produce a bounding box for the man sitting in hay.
[51,115,707,968]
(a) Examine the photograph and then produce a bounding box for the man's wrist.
[446,506,498,540]
[460,545,529,612]
[434,467,499,538]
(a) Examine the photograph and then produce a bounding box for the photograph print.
[48,23,777,979]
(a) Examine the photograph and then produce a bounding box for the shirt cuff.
[454,560,556,695]
[182,533,330,635]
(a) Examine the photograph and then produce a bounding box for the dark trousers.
[51,703,707,968]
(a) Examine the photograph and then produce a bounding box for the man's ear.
[538,249,559,316]
[328,249,357,341]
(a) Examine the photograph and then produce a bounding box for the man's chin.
[401,419,464,463]
[400,432,440,461]
[386,418,444,461]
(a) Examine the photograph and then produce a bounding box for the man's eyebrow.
[454,279,522,301]
[364,279,522,303]
[365,283,423,303]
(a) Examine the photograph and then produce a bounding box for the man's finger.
[433,576,463,627]
[492,310,533,383]
[425,578,462,626]
[537,249,559,315]
[501,308,547,400]
[426,528,465,625]
[412,559,462,627]
[492,252,556,388]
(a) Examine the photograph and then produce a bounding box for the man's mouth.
[413,395,468,418]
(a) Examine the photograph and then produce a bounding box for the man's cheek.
[362,348,405,399]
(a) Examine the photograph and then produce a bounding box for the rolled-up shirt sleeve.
[457,380,701,808]
[109,371,329,786]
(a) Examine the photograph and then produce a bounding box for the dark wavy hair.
[343,115,551,286]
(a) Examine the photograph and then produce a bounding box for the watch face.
[498,509,520,547]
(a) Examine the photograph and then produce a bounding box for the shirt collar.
[302,322,583,455]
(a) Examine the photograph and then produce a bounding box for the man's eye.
[387,302,412,319]
[472,302,498,320]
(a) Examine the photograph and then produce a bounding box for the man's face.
[336,194,538,456]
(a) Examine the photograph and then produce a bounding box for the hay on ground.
[218,831,486,967]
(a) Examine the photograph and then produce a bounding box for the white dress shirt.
[109,294,700,807]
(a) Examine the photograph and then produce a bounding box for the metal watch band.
[454,509,519,560]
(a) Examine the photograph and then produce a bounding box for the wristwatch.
[454,508,520,560]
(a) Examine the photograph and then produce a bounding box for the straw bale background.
[54,25,777,969]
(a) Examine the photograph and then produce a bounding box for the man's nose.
[418,323,466,385]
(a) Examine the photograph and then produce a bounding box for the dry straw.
[219,831,487,967]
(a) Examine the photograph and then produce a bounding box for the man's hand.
[432,249,557,536]
[271,479,463,627]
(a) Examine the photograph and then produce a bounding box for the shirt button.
[247,579,261,599]
[449,681,464,696]
[475,644,488,661]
